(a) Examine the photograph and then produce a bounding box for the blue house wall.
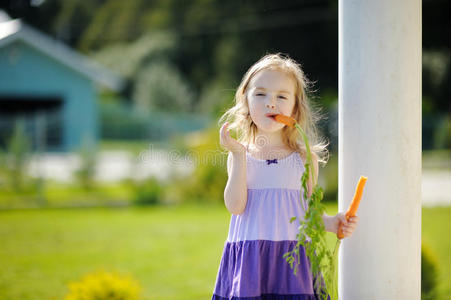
[0,40,99,151]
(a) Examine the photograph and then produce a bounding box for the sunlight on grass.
[0,203,449,299]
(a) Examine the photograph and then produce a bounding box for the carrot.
[274,114,296,127]
[337,176,367,239]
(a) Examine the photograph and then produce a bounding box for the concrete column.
[338,0,422,299]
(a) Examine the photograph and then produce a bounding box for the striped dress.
[212,148,321,300]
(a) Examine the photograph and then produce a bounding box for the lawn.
[0,204,449,299]
[0,204,230,300]
[422,206,451,299]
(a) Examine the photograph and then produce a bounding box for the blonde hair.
[218,52,329,164]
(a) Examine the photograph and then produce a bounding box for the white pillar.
[338,0,422,299]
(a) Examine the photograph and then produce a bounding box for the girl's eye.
[256,93,265,96]
[278,95,287,99]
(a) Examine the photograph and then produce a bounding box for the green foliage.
[133,60,194,112]
[100,101,210,141]
[91,31,177,79]
[74,135,98,190]
[422,243,439,300]
[283,123,338,300]
[0,120,35,193]
[131,177,165,206]
[168,125,227,204]
[7,0,450,132]
[100,102,156,140]
[78,0,145,52]
[197,79,236,118]
[65,270,142,300]
[321,154,338,203]
[433,115,451,149]
[423,50,450,90]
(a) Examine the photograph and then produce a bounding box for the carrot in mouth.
[274,114,297,127]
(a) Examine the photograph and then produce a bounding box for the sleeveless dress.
[212,148,322,300]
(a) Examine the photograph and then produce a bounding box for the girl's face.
[247,69,296,133]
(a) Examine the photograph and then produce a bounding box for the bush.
[168,125,227,205]
[100,101,156,140]
[100,101,210,141]
[422,242,439,300]
[319,154,338,203]
[131,177,165,206]
[65,270,142,300]
[74,135,98,191]
[133,60,194,113]
[0,119,39,194]
[433,114,451,149]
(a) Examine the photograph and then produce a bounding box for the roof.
[0,12,124,91]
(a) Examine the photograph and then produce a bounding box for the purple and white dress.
[212,149,320,300]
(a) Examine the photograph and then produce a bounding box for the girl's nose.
[266,103,275,109]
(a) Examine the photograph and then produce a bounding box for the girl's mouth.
[265,113,278,120]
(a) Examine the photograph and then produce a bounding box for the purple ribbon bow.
[266,158,278,165]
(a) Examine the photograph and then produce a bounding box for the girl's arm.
[310,153,358,236]
[224,151,247,215]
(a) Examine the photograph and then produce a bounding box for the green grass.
[0,181,134,209]
[422,206,451,298]
[0,204,229,300]
[0,204,449,299]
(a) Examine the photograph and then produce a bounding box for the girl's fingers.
[350,216,359,222]
[222,123,228,134]
[339,214,348,225]
[220,122,229,140]
[220,122,239,151]
[223,123,230,138]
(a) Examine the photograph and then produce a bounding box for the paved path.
[421,169,451,207]
[27,150,194,183]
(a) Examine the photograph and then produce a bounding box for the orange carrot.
[274,114,296,127]
[337,176,367,239]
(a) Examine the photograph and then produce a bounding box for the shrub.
[433,114,451,149]
[0,119,37,194]
[74,135,98,190]
[133,60,194,113]
[168,125,227,205]
[100,101,152,140]
[320,154,338,203]
[65,270,142,300]
[131,177,165,206]
[100,101,210,141]
[422,243,439,300]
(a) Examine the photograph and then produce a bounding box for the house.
[0,11,123,152]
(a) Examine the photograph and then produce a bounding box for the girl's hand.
[220,122,246,154]
[334,212,359,238]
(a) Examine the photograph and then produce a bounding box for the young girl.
[212,53,359,300]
